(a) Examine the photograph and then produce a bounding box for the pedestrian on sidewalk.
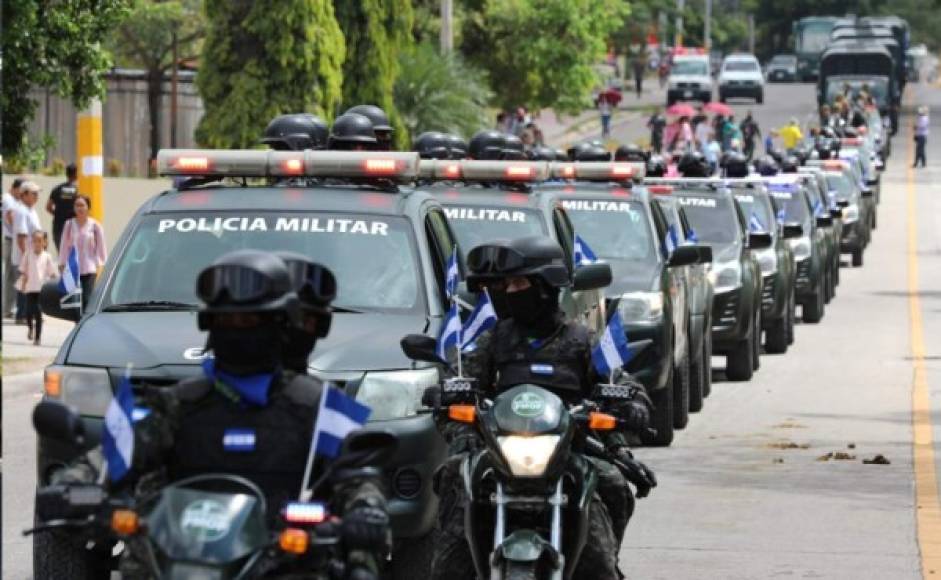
[632,53,647,98]
[58,195,107,311]
[18,230,57,345]
[647,108,666,153]
[914,106,929,168]
[45,163,79,252]
[597,96,613,138]
[12,181,42,324]
[3,177,24,318]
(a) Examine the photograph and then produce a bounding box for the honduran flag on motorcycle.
[102,370,135,482]
[574,234,598,266]
[591,314,632,377]
[312,386,372,459]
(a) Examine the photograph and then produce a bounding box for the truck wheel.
[872,211,878,230]
[688,339,705,413]
[719,93,727,103]
[824,270,833,304]
[752,310,761,370]
[725,333,754,381]
[703,327,713,398]
[645,374,675,447]
[765,310,789,354]
[673,352,690,430]
[392,533,435,579]
[803,281,825,323]
[852,248,864,267]
[757,91,764,104]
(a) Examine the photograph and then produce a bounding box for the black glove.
[612,447,657,499]
[341,506,390,552]
[347,566,379,580]
[617,400,650,432]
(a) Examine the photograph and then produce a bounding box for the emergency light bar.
[283,501,327,524]
[156,149,421,182]
[548,162,645,182]
[647,185,674,195]
[416,159,551,182]
[841,138,863,146]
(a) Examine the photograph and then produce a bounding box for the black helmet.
[780,155,800,173]
[328,113,377,150]
[721,151,749,178]
[615,143,648,162]
[767,149,786,165]
[413,131,450,159]
[755,155,780,176]
[466,236,570,292]
[445,134,468,159]
[678,151,710,177]
[554,149,568,162]
[468,130,506,160]
[528,146,558,161]
[196,250,299,330]
[567,142,593,161]
[646,154,667,177]
[261,113,329,151]
[344,104,393,149]
[574,145,611,162]
[842,126,858,138]
[274,251,336,338]
[503,134,525,160]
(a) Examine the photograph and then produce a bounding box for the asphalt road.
[3,81,940,579]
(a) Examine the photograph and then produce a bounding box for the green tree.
[394,43,491,140]
[461,0,629,115]
[1,0,130,161]
[110,0,204,163]
[334,0,414,149]
[195,0,345,149]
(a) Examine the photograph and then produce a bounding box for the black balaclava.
[283,326,317,373]
[505,278,561,338]
[208,320,284,376]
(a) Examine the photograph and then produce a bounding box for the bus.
[793,16,841,81]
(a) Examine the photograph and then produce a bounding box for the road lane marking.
[908,101,941,577]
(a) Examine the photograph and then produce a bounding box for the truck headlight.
[356,368,438,420]
[44,365,113,417]
[712,261,742,294]
[842,204,860,224]
[498,435,561,477]
[754,248,778,275]
[789,237,812,260]
[617,291,664,324]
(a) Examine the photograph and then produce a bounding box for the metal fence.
[27,68,205,177]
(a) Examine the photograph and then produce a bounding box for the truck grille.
[676,82,700,89]
[712,292,740,328]
[761,275,776,307]
[795,259,811,286]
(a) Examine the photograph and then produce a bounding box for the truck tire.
[645,375,675,447]
[752,309,761,371]
[787,290,796,345]
[757,90,764,104]
[803,281,825,323]
[688,339,705,413]
[725,332,754,382]
[392,533,435,579]
[824,270,834,304]
[765,311,789,354]
[673,352,690,430]
[852,248,864,267]
[703,327,713,398]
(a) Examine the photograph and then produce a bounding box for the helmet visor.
[196,264,275,305]
[283,261,337,306]
[467,245,527,275]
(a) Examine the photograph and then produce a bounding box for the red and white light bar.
[549,162,645,182]
[417,160,551,182]
[156,149,420,182]
[841,137,863,146]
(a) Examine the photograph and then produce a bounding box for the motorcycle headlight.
[617,292,664,324]
[497,434,561,477]
[788,237,812,260]
[755,248,778,275]
[842,204,860,224]
[712,261,742,294]
[44,365,114,417]
[356,368,439,420]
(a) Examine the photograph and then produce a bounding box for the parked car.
[718,53,765,103]
[766,54,798,82]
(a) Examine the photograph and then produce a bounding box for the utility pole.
[748,14,755,54]
[704,0,712,51]
[170,31,179,148]
[440,0,453,54]
[675,0,685,48]
[76,99,103,223]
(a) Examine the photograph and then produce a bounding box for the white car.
[667,53,713,105]
[718,54,764,103]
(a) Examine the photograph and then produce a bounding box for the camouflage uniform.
[431,313,649,580]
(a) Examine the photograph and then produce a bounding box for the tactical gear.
[721,151,750,178]
[344,105,393,150]
[554,149,569,162]
[413,131,450,160]
[328,113,378,150]
[341,506,391,551]
[261,113,329,151]
[275,252,336,373]
[615,143,648,162]
[780,155,800,173]
[567,142,595,161]
[678,151,711,177]
[574,145,611,162]
[444,134,468,160]
[527,145,558,161]
[646,154,668,177]
[755,155,780,176]
[611,447,657,499]
[468,130,505,160]
[465,236,570,292]
[502,134,525,160]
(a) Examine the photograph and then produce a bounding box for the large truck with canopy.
[793,16,841,81]
[830,26,905,94]
[817,42,899,133]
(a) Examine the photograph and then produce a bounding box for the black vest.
[490,318,592,398]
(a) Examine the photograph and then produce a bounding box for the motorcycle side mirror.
[748,232,773,250]
[829,209,843,219]
[401,334,445,365]
[340,430,399,468]
[39,281,80,323]
[782,224,804,239]
[33,401,85,446]
[667,245,700,267]
[573,262,612,291]
[836,200,850,208]
[816,215,834,227]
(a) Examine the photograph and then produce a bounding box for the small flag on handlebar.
[461,291,497,350]
[437,302,462,361]
[591,314,632,378]
[102,369,135,483]
[311,387,371,459]
[574,234,597,266]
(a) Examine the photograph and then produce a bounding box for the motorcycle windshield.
[492,384,565,435]
[146,488,269,565]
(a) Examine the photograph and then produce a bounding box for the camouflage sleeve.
[333,477,388,514]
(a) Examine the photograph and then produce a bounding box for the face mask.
[489,289,512,320]
[283,327,317,372]
[209,324,283,375]
[506,285,551,327]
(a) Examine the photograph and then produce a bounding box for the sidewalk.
[2,316,73,376]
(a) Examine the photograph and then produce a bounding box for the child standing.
[18,230,58,345]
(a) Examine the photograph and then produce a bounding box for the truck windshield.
[560,198,658,264]
[731,189,775,232]
[672,60,709,76]
[798,23,833,53]
[443,205,547,252]
[825,77,890,106]
[767,185,811,227]
[106,212,423,313]
[724,60,759,72]
[672,193,740,245]
[826,173,859,203]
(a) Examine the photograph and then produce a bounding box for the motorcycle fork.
[489,480,566,580]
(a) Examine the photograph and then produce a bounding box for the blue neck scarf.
[202,358,274,406]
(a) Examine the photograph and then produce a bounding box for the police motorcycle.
[27,400,396,579]
[400,335,647,580]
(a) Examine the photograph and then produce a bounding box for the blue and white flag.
[462,291,498,348]
[776,207,786,223]
[58,247,82,308]
[312,386,372,459]
[812,198,823,216]
[749,213,765,232]
[687,228,699,243]
[664,224,679,255]
[445,248,459,299]
[574,234,597,266]
[101,369,135,482]
[436,301,462,361]
[591,314,633,377]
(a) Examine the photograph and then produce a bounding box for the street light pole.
[704,0,712,51]
[440,0,453,54]
[675,0,685,47]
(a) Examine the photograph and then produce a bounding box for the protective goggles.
[282,260,337,307]
[196,264,277,305]
[466,245,527,275]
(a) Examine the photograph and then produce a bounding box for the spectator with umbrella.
[596,87,622,138]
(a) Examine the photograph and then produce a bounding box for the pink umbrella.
[704,101,733,116]
[597,87,623,106]
[666,103,696,117]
